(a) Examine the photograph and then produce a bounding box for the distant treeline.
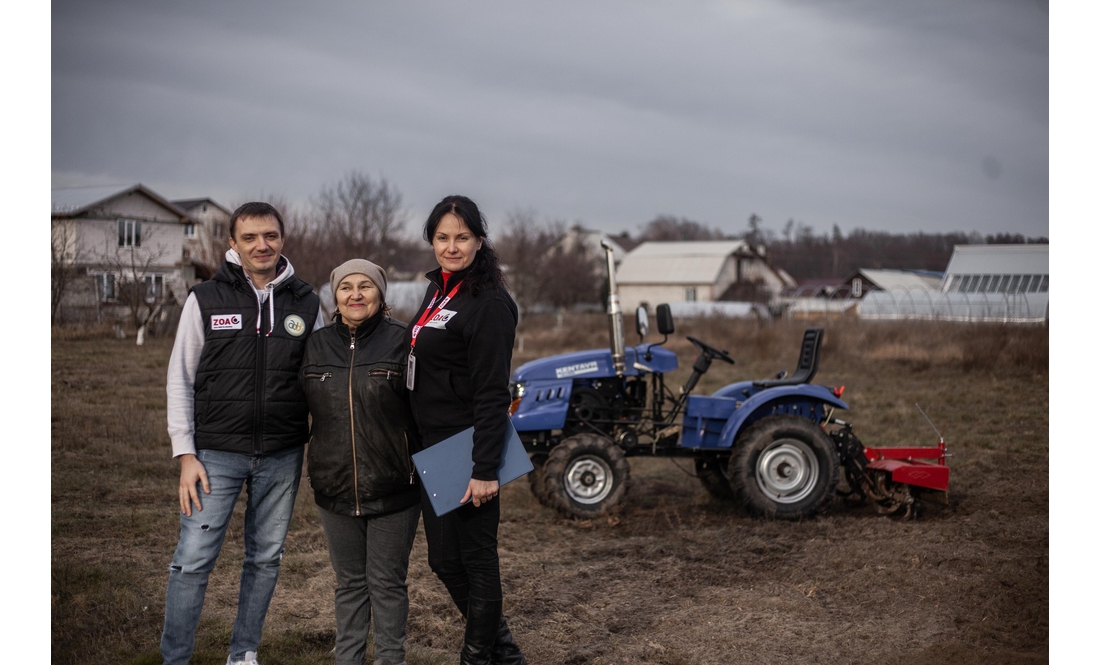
[265,173,1047,298]
[765,228,1048,281]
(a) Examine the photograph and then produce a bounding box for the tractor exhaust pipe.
[602,240,626,376]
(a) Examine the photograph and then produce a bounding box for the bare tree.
[497,210,558,312]
[312,172,407,269]
[94,224,172,345]
[539,238,602,310]
[640,215,727,241]
[51,219,85,324]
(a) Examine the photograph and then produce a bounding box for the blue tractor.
[508,242,950,520]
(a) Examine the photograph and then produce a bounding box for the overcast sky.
[51,0,1048,239]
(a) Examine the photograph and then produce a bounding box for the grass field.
[51,316,1048,664]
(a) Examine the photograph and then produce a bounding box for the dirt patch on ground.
[51,318,1047,664]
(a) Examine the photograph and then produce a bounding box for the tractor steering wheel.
[686,336,735,364]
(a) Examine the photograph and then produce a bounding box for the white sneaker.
[227,652,259,665]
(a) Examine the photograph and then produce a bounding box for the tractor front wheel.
[527,453,555,508]
[695,456,735,501]
[731,415,839,520]
[543,434,630,519]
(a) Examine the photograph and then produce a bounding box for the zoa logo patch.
[284,314,307,337]
[211,314,242,330]
[424,308,456,329]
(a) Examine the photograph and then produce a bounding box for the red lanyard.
[410,279,462,349]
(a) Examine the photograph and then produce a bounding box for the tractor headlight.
[508,381,526,416]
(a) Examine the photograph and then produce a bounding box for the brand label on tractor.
[424,309,456,329]
[210,314,242,330]
[555,361,599,379]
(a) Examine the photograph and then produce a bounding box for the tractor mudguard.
[510,379,574,431]
[710,380,757,399]
[714,385,849,449]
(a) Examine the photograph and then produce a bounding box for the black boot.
[460,598,502,665]
[490,616,527,665]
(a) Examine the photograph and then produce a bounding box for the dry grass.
[52,317,1047,664]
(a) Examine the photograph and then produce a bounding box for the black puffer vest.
[301,315,420,516]
[191,260,319,455]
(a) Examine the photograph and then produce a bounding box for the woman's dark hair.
[423,195,505,296]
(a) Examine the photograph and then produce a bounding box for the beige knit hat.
[329,259,387,306]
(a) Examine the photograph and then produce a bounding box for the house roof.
[944,244,1048,276]
[171,198,233,216]
[854,269,942,291]
[52,183,192,220]
[616,240,748,285]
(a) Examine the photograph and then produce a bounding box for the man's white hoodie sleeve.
[166,293,205,458]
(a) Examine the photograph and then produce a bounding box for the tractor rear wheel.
[731,415,839,520]
[695,456,735,501]
[543,433,629,518]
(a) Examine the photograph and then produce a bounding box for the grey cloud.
[52,0,1047,237]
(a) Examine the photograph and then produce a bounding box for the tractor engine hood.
[511,345,679,383]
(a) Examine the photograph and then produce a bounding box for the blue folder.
[412,422,533,516]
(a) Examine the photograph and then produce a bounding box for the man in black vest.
[162,202,322,665]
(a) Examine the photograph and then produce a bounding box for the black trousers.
[419,483,502,604]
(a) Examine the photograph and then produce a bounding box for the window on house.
[183,223,196,239]
[182,248,191,260]
[1037,275,1048,292]
[144,274,164,303]
[213,222,226,239]
[93,273,117,303]
[118,219,142,247]
[852,278,863,298]
[685,287,697,302]
[988,275,1002,292]
[1008,275,1021,293]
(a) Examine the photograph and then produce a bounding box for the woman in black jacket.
[406,195,526,665]
[301,259,420,665]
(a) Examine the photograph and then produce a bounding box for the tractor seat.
[753,328,823,388]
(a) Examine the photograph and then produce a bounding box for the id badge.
[406,352,416,390]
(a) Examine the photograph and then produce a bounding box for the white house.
[615,240,791,312]
[172,197,232,278]
[52,184,193,324]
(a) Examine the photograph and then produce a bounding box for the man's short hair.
[229,202,285,239]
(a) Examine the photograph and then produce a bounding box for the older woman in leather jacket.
[301,259,420,665]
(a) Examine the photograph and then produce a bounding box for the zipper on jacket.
[253,296,267,455]
[305,372,333,382]
[368,368,395,380]
[404,431,414,484]
[348,335,361,516]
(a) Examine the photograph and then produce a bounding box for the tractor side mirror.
[656,304,674,335]
[635,306,649,338]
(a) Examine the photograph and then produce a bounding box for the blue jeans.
[160,446,304,665]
